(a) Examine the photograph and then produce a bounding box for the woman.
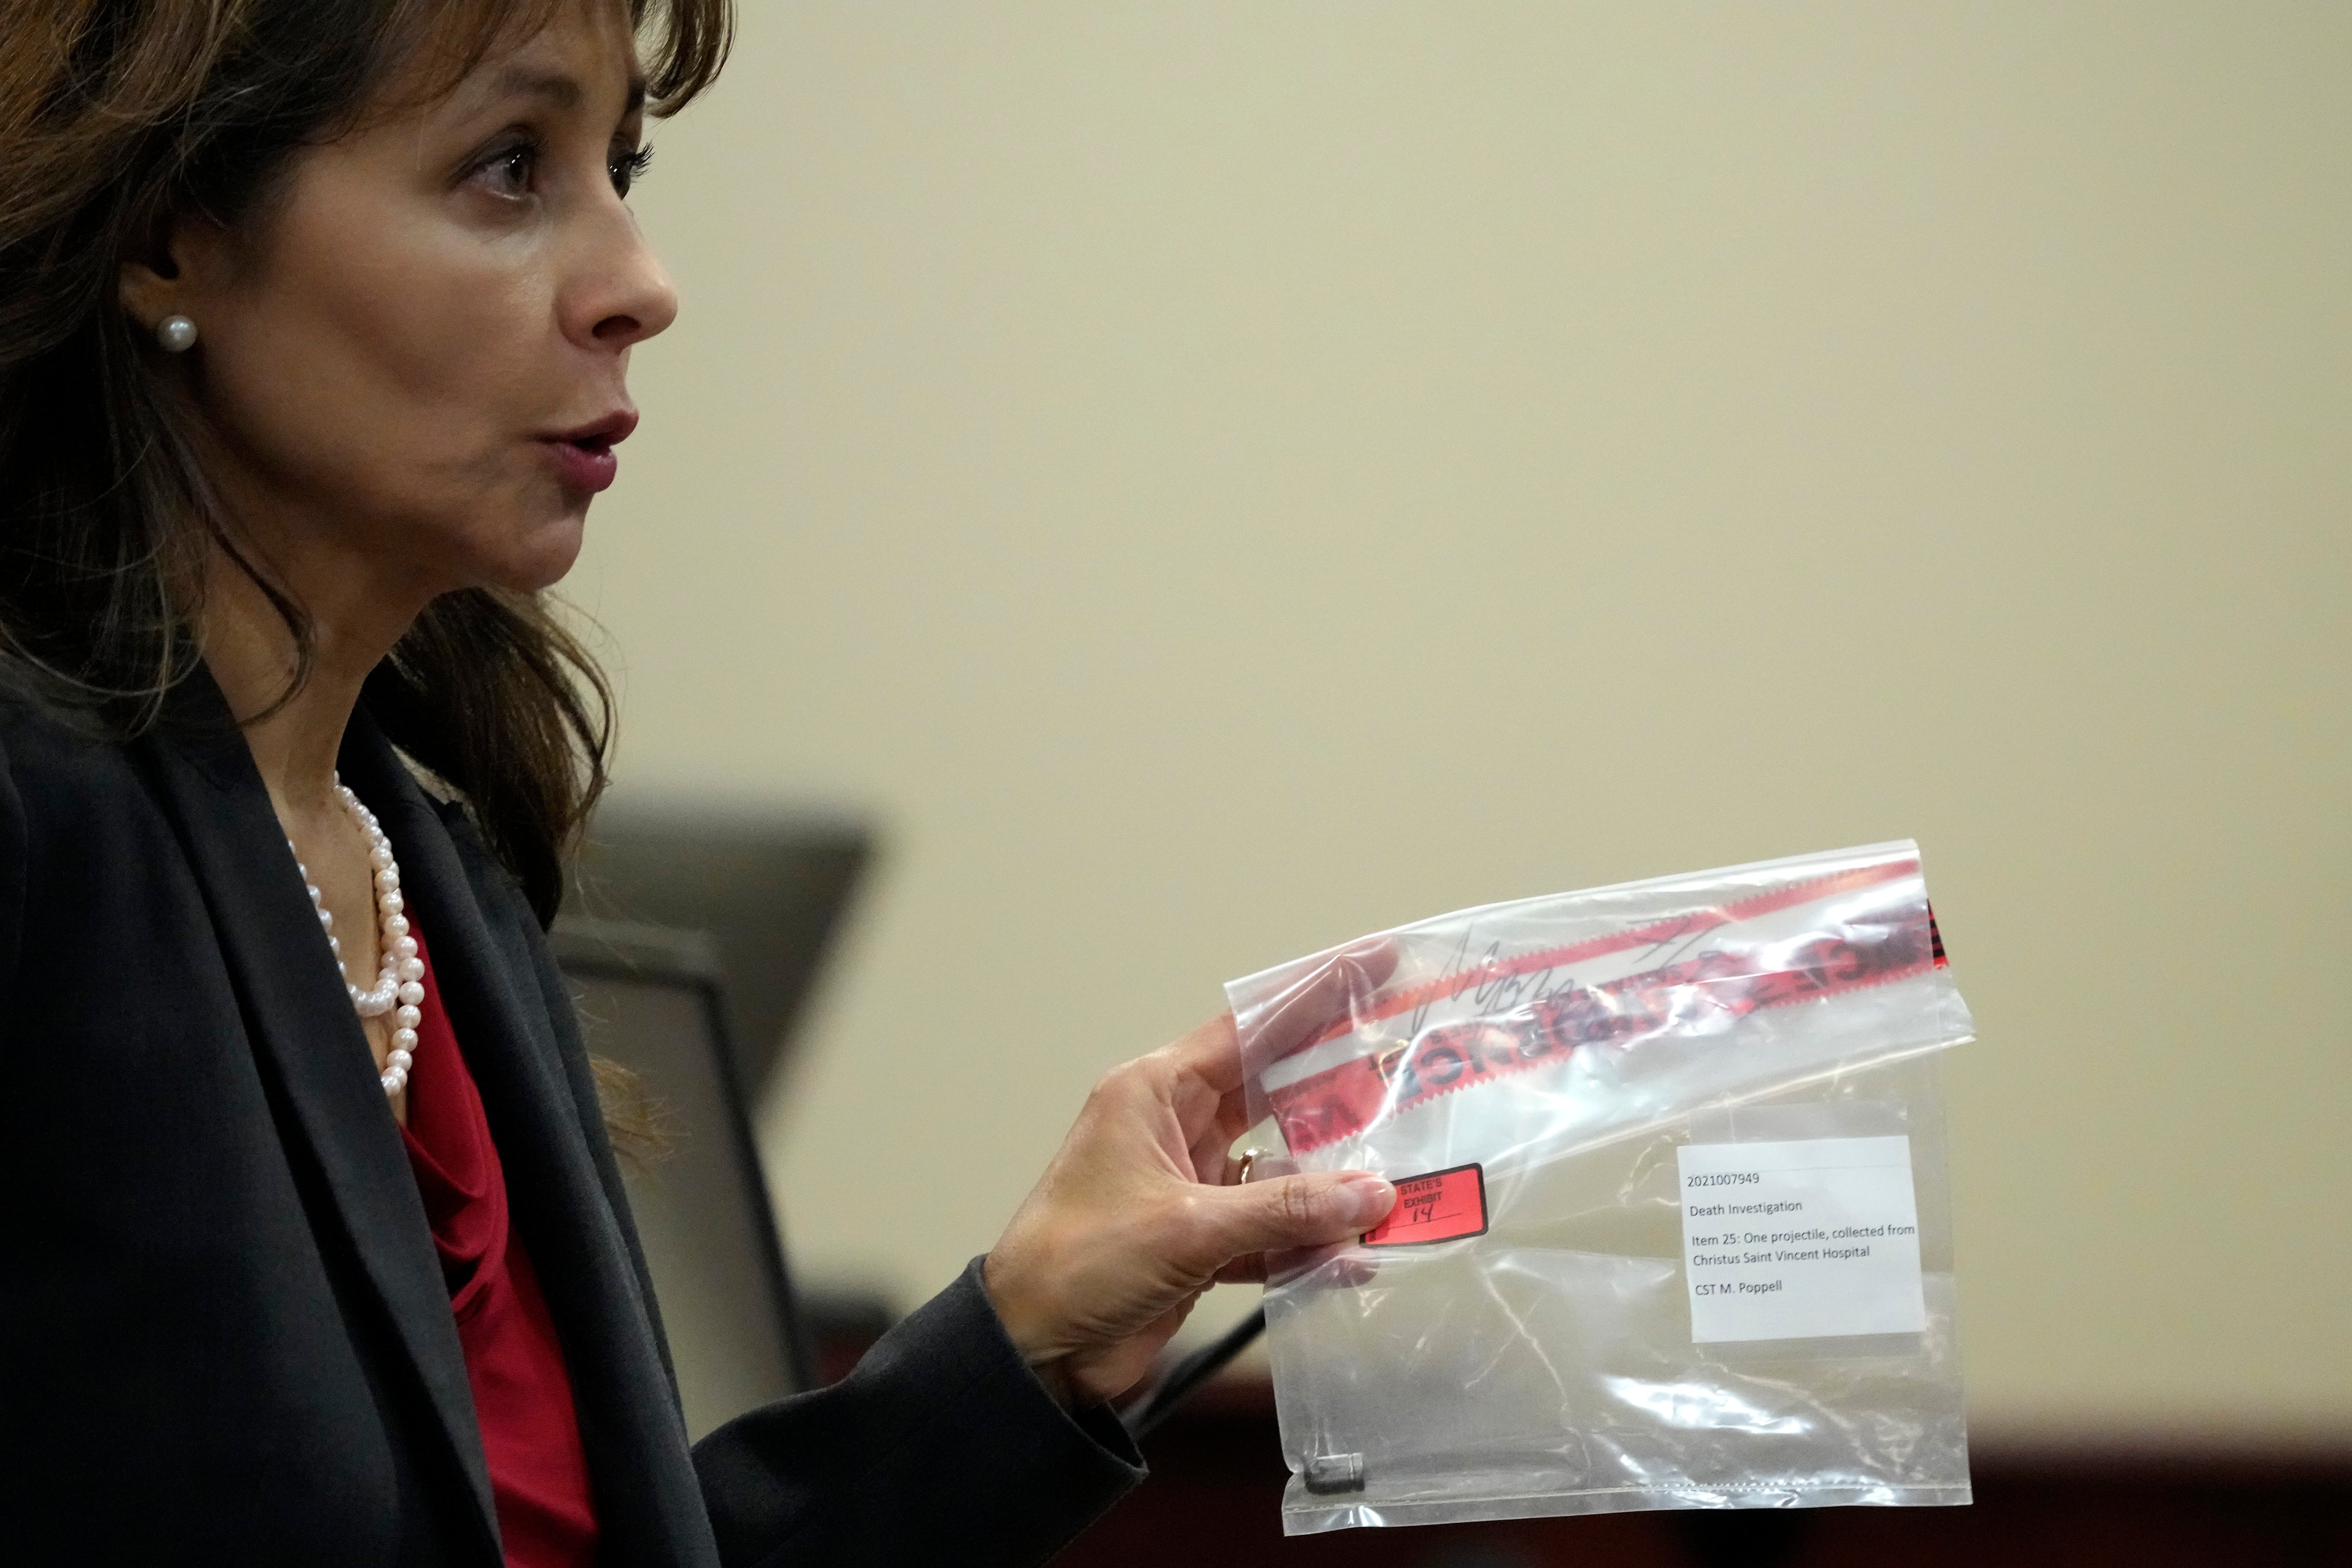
[0,1,1398,1563]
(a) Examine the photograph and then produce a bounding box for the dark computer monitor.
[562,800,873,1104]
[550,918,816,1438]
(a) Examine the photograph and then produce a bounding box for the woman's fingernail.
[1340,1175,1395,1225]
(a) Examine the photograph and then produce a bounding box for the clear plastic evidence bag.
[1227,842,1975,1534]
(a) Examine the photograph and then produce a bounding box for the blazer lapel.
[139,673,500,1551]
[338,717,720,1567]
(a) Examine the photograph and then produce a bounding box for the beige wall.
[576,2,2351,1441]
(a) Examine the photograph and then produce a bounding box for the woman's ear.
[117,252,183,338]
[117,211,226,340]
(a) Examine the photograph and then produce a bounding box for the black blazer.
[0,672,1141,1565]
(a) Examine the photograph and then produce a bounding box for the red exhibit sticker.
[1362,1163,1489,1247]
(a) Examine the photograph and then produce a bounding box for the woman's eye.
[609,144,654,198]
[473,141,539,198]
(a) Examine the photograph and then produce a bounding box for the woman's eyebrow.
[485,64,647,117]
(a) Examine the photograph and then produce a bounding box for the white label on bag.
[1677,1135,1927,1343]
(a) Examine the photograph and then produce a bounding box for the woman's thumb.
[1201,1172,1394,1263]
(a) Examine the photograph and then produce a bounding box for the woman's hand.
[983,951,1396,1409]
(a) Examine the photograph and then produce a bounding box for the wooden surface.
[1061,1380,2352,1568]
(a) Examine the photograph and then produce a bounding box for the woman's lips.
[539,410,636,494]
[539,434,619,493]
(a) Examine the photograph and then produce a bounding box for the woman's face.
[127,0,674,599]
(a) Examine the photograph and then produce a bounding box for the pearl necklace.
[287,775,424,1098]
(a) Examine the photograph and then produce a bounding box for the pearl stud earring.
[156,315,197,353]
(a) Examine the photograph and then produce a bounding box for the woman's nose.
[571,206,680,353]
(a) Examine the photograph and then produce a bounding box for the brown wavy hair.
[0,0,732,926]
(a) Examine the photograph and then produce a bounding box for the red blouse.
[398,931,601,1568]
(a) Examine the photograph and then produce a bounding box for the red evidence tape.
[1269,902,1946,1156]
[1279,856,1926,1065]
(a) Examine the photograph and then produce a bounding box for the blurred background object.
[564,0,2352,1555]
[557,807,892,1429]
[551,917,813,1437]
[566,800,870,1102]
